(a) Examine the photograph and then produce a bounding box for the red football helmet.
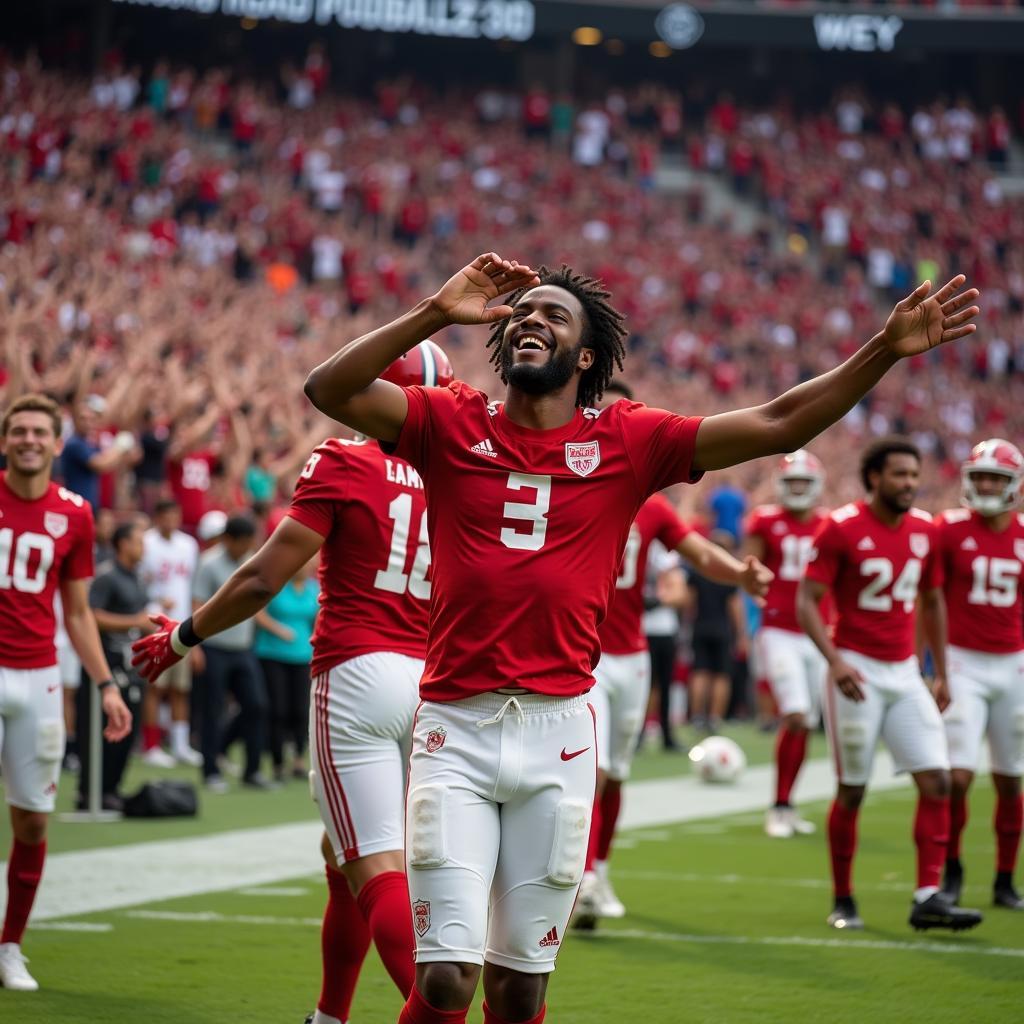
[380,340,454,389]
[774,450,825,512]
[961,438,1024,516]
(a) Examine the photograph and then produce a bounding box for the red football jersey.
[387,382,702,701]
[286,438,429,677]
[599,494,690,656]
[746,504,828,633]
[0,474,95,669]
[168,450,216,529]
[805,501,940,662]
[935,508,1024,654]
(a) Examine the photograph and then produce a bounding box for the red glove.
[131,614,184,683]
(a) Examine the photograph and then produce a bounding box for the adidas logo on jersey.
[961,536,979,551]
[539,926,560,948]
[856,536,875,551]
[470,438,498,458]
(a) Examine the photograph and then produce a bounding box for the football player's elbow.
[303,370,329,412]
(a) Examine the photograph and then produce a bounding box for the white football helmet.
[961,438,1024,517]
[775,450,825,512]
[689,736,746,784]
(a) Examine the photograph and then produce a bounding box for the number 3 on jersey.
[501,473,551,551]
[375,493,431,599]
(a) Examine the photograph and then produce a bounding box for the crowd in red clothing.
[2,48,1023,525]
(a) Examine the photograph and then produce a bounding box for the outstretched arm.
[131,518,322,681]
[677,532,773,603]
[693,276,980,472]
[304,253,539,441]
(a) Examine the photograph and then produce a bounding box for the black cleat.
[941,858,963,905]
[826,896,864,930]
[993,884,1024,910]
[909,891,982,932]
[304,1016,313,1024]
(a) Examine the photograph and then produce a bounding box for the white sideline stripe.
[616,868,908,893]
[235,886,310,897]
[33,921,113,933]
[0,749,919,922]
[585,927,1024,960]
[127,910,322,928]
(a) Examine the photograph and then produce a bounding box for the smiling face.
[498,285,595,398]
[1,410,62,480]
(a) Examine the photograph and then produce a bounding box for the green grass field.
[2,726,1021,1023]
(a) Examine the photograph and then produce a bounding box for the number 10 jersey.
[386,382,702,701]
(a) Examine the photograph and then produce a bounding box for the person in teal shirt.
[255,561,319,781]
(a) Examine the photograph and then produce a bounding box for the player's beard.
[501,340,582,397]
[879,486,916,515]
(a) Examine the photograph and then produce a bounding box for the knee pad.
[546,799,590,887]
[838,722,869,774]
[408,785,447,869]
[38,720,64,762]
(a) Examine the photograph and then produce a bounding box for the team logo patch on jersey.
[413,900,431,937]
[44,512,69,539]
[565,441,601,478]
[910,533,930,559]
[425,726,447,753]
[1014,540,1024,563]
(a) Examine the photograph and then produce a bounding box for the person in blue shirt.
[254,559,320,782]
[61,399,138,511]
[708,474,747,542]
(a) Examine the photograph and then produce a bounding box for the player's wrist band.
[170,617,204,657]
[97,679,115,691]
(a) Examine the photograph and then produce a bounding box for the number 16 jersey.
[804,500,941,663]
[386,382,702,701]
[287,438,430,678]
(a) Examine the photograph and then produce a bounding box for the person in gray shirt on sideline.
[191,515,270,791]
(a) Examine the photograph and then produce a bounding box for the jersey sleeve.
[286,445,347,539]
[381,385,432,471]
[654,497,691,551]
[617,402,704,496]
[804,517,843,588]
[62,506,96,581]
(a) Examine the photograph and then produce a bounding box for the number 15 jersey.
[804,500,941,662]
[386,382,702,701]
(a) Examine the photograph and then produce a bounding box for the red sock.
[774,727,808,806]
[483,1003,546,1024]
[828,802,858,899]
[948,791,968,861]
[2,839,46,945]
[914,795,950,890]
[398,986,468,1024]
[596,781,622,862]
[142,724,162,751]
[585,792,602,873]
[357,870,415,998]
[318,866,370,1022]
[995,792,1024,875]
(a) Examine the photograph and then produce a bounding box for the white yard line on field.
[3,750,915,922]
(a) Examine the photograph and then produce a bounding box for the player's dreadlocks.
[485,265,627,409]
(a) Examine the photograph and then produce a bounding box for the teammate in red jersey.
[798,437,982,933]
[133,343,452,1024]
[575,380,773,928]
[935,439,1024,911]
[746,450,830,840]
[0,394,131,993]
[304,253,979,1023]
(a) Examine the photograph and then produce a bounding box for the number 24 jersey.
[804,500,941,662]
[387,382,702,701]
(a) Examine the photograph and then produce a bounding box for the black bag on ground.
[122,780,199,818]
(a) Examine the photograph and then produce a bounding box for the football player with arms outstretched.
[935,439,1024,911]
[133,344,452,1024]
[574,380,772,929]
[0,394,131,994]
[305,254,978,1024]
[798,437,983,933]
[746,451,829,839]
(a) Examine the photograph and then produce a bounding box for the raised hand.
[881,275,980,359]
[130,614,184,683]
[429,253,540,327]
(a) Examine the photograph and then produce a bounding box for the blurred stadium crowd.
[2,42,1023,783]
